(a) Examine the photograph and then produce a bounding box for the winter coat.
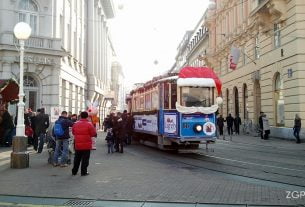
[217,117,225,128]
[53,116,74,139]
[294,118,301,128]
[117,115,127,140]
[262,117,270,131]
[1,111,14,130]
[72,119,97,150]
[35,112,49,135]
[105,131,114,143]
[226,116,234,127]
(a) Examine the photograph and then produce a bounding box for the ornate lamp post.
[11,22,31,169]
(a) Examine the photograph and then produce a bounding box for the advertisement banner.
[134,114,158,134]
[164,112,178,135]
[229,47,241,70]
[50,106,62,123]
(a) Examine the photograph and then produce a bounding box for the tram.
[126,66,223,151]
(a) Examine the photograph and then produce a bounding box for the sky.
[109,0,210,89]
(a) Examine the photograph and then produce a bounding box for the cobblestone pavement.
[0,132,304,206]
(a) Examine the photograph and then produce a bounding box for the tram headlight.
[193,124,203,133]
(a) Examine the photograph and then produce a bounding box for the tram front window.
[181,87,212,107]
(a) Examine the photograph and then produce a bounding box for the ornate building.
[0,0,119,121]
[203,0,303,138]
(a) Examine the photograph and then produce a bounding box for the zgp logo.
[286,191,305,199]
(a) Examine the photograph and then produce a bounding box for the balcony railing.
[0,32,61,51]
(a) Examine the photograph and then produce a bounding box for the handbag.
[25,126,34,137]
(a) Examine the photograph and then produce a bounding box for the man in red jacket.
[72,111,97,176]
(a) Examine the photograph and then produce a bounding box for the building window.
[274,23,281,48]
[18,0,39,35]
[24,75,37,87]
[254,36,260,59]
[274,73,285,126]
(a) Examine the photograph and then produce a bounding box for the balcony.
[250,0,287,29]
[0,32,61,51]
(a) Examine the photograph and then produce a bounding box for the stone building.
[202,0,304,138]
[0,0,119,121]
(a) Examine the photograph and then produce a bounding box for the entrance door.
[24,75,39,111]
[234,87,239,117]
[254,80,261,124]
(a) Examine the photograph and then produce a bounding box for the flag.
[229,47,241,70]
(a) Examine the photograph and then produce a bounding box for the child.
[105,128,114,153]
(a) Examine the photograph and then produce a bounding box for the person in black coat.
[226,113,234,139]
[234,114,242,135]
[217,115,225,139]
[35,108,50,153]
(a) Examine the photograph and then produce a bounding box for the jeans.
[227,126,233,135]
[53,139,69,164]
[38,133,46,153]
[294,127,301,143]
[107,142,114,153]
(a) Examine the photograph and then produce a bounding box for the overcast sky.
[109,0,210,89]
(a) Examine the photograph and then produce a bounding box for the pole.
[16,39,25,136]
[11,39,29,169]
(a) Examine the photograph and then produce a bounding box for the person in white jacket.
[262,114,270,140]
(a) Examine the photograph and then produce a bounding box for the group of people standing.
[216,113,241,140]
[103,110,134,154]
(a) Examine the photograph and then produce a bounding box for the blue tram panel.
[180,113,216,138]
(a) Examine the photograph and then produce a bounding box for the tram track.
[127,144,305,191]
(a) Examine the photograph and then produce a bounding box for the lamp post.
[11,22,31,169]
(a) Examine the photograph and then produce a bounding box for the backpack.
[54,120,64,137]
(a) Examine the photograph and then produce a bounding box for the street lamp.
[11,22,31,169]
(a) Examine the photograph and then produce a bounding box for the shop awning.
[0,79,19,103]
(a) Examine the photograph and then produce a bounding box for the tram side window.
[145,93,151,110]
[171,83,177,109]
[152,90,159,109]
[164,83,170,109]
[140,96,144,109]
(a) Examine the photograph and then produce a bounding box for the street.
[0,133,304,206]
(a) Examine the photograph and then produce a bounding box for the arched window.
[24,75,37,87]
[18,0,38,35]
[274,73,285,126]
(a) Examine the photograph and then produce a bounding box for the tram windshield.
[181,87,213,107]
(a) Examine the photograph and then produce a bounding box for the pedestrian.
[259,111,264,139]
[262,114,270,140]
[105,128,114,153]
[126,113,134,145]
[293,114,301,143]
[226,113,234,140]
[35,108,50,153]
[217,114,225,139]
[234,114,241,135]
[31,109,40,151]
[72,111,97,176]
[53,111,74,167]
[0,108,14,147]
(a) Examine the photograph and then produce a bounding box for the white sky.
[109,0,210,89]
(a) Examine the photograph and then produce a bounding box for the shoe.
[53,163,59,167]
[60,164,68,167]
[81,172,89,176]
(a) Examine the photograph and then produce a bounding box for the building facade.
[0,0,119,121]
[203,0,305,138]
